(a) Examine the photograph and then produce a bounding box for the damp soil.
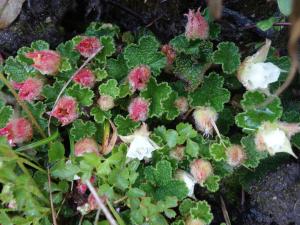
[0,1,298,224]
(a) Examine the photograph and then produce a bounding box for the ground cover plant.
[0,1,299,225]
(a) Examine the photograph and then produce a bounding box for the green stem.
[15,131,59,152]
[20,158,47,174]
[107,200,126,225]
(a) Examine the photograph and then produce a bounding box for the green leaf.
[94,68,108,81]
[203,175,220,192]
[142,160,188,201]
[48,141,65,162]
[141,78,172,118]
[277,0,292,16]
[31,40,49,50]
[42,79,65,103]
[59,57,72,72]
[173,54,209,91]
[114,115,140,136]
[0,105,13,128]
[51,160,80,181]
[163,92,180,120]
[124,36,167,76]
[95,36,116,63]
[217,107,235,134]
[256,17,277,31]
[235,91,282,131]
[212,42,241,74]
[188,73,230,112]
[176,123,198,145]
[99,79,120,98]
[210,143,227,161]
[85,22,120,38]
[4,57,34,82]
[106,55,129,81]
[179,199,195,215]
[190,201,213,224]
[170,35,202,55]
[70,119,96,141]
[66,84,94,106]
[90,107,112,124]
[24,102,47,129]
[185,139,200,158]
[241,135,268,168]
[56,40,80,66]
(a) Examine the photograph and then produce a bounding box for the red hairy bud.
[161,44,176,65]
[49,96,78,126]
[75,36,101,58]
[26,50,61,75]
[128,97,149,122]
[128,65,151,91]
[97,95,115,111]
[226,145,246,167]
[17,77,43,101]
[74,138,99,157]
[190,159,213,184]
[0,118,33,146]
[185,8,209,40]
[73,68,96,88]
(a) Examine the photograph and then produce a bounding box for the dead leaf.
[0,0,26,29]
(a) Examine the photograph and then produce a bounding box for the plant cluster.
[0,7,297,225]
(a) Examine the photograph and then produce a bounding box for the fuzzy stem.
[48,167,58,225]
[47,47,102,136]
[85,180,118,225]
[0,72,46,138]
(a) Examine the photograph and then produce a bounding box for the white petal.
[175,170,196,197]
[242,62,280,90]
[126,136,159,160]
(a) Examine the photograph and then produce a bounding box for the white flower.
[255,122,297,158]
[175,170,196,198]
[120,123,160,161]
[237,39,282,92]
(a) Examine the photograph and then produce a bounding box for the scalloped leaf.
[70,119,97,141]
[56,40,80,66]
[24,102,47,129]
[90,107,112,124]
[85,22,120,38]
[173,54,210,91]
[210,143,226,161]
[163,92,180,120]
[212,42,241,74]
[176,123,198,145]
[190,201,213,224]
[124,35,167,76]
[94,68,108,81]
[98,79,120,98]
[42,79,65,103]
[4,57,34,82]
[106,55,129,81]
[241,135,268,168]
[185,139,200,158]
[95,36,116,63]
[203,175,220,192]
[235,91,282,131]
[31,40,49,50]
[188,73,230,112]
[114,115,140,136]
[66,84,94,107]
[0,105,13,128]
[141,78,172,118]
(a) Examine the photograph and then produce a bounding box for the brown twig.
[48,167,58,225]
[85,180,118,225]
[0,72,46,138]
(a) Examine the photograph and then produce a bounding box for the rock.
[244,163,300,225]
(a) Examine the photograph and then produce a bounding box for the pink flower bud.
[128,97,149,122]
[226,145,246,167]
[161,44,176,65]
[49,96,78,126]
[75,36,101,58]
[174,97,189,114]
[0,118,33,146]
[26,50,61,75]
[74,138,99,157]
[76,176,95,194]
[185,8,209,40]
[97,95,115,111]
[190,159,213,184]
[170,145,185,160]
[11,81,24,90]
[193,107,218,136]
[17,78,43,101]
[128,65,151,91]
[72,68,96,88]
